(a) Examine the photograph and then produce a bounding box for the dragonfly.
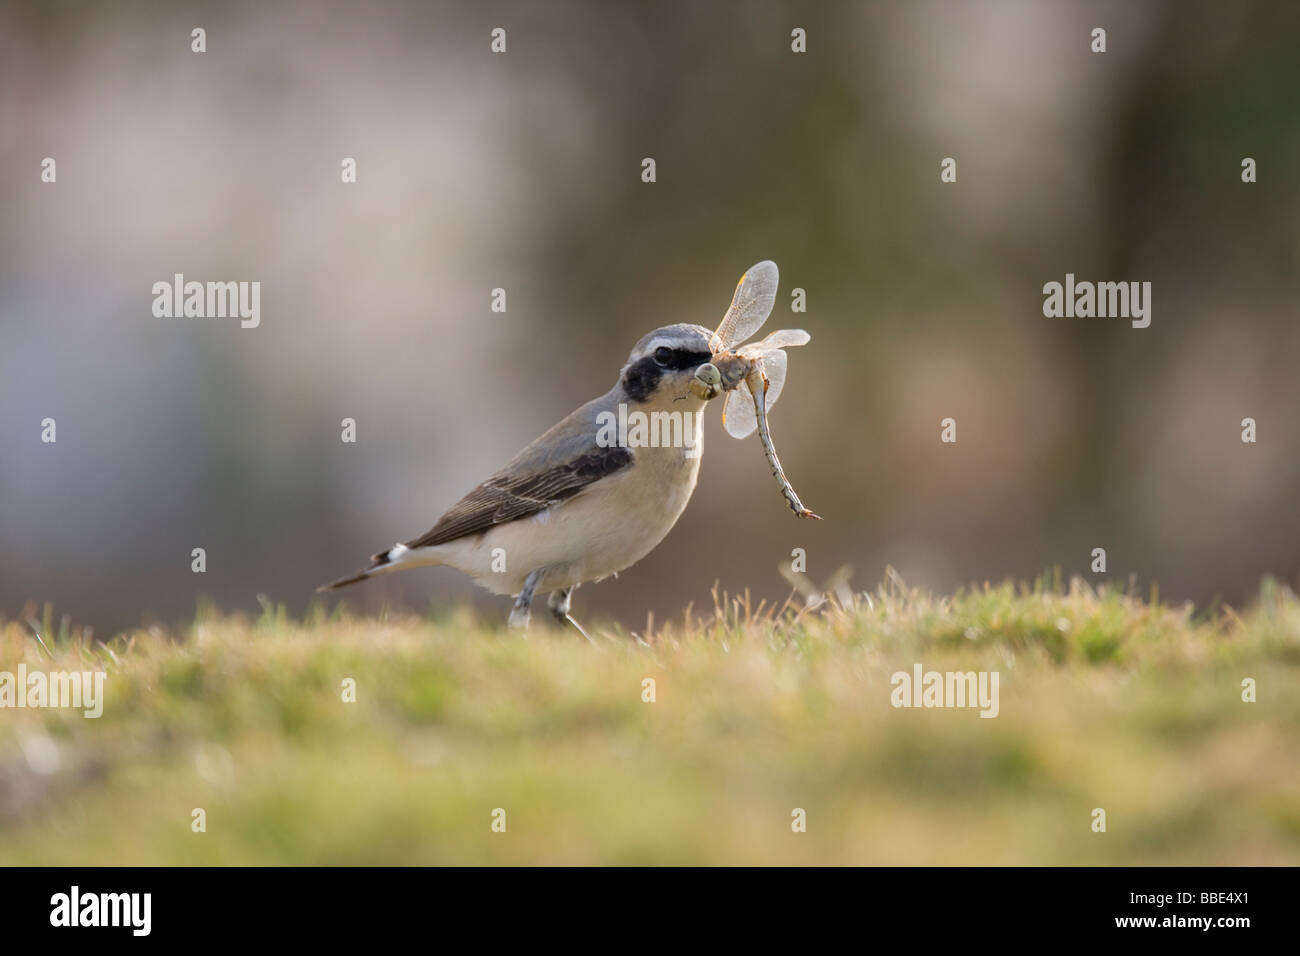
[689,260,821,520]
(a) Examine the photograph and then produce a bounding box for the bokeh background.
[2,0,1298,634]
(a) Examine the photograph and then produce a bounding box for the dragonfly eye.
[653,346,673,367]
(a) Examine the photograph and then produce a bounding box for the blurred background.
[2,0,1298,634]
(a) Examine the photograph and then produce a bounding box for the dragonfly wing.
[722,381,758,439]
[756,328,810,350]
[734,345,789,409]
[712,260,779,351]
[759,347,788,410]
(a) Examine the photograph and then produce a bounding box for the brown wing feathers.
[404,446,633,550]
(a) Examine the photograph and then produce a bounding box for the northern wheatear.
[320,261,811,635]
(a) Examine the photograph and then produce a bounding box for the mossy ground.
[2,574,1297,864]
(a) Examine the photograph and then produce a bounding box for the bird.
[318,320,721,637]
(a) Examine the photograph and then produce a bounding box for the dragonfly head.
[689,362,722,400]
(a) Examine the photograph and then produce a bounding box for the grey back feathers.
[405,403,633,549]
[411,323,711,549]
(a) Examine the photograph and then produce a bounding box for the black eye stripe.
[623,357,662,402]
[655,348,713,370]
[622,349,712,402]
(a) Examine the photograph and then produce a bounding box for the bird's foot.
[510,568,544,631]
[547,586,591,640]
[562,613,592,642]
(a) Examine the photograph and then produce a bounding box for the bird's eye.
[653,346,673,367]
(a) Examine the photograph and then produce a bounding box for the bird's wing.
[405,446,632,548]
[404,396,632,549]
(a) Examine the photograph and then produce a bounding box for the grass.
[1,572,1298,865]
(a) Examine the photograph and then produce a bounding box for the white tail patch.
[319,539,445,592]
[379,542,441,572]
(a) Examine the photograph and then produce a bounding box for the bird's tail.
[317,543,426,592]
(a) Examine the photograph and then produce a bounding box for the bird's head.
[618,323,715,405]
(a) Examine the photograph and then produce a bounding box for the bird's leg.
[547,586,592,642]
[508,568,544,629]
[547,586,573,622]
